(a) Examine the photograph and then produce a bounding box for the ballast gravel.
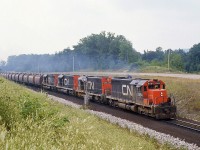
[48,95,200,150]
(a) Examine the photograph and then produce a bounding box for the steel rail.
[165,119,200,133]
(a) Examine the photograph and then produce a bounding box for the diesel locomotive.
[1,72,176,119]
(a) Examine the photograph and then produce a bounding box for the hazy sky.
[0,0,200,61]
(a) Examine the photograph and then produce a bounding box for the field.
[0,77,176,150]
[138,66,176,73]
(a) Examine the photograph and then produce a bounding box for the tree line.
[1,31,200,73]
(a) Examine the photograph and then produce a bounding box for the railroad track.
[27,86,200,133]
[165,118,200,133]
[22,86,200,146]
[32,85,200,133]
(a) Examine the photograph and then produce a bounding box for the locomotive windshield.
[148,81,166,89]
[148,83,160,89]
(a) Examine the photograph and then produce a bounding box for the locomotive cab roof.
[58,74,64,78]
[43,74,48,77]
[130,79,149,87]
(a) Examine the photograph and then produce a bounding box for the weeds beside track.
[0,77,175,150]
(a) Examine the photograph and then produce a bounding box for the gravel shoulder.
[48,94,200,150]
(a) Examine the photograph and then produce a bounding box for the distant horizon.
[3,44,191,62]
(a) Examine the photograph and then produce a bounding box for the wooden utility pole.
[168,49,170,71]
[73,56,75,72]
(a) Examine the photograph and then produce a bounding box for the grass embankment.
[0,77,174,149]
[138,66,181,73]
[142,76,200,121]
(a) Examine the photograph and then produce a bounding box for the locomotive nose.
[148,89,168,105]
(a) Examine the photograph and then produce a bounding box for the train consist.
[0,72,176,119]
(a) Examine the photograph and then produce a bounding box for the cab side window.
[148,85,154,89]
[163,84,165,89]
[144,86,147,91]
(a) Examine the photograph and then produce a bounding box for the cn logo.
[122,85,132,96]
[87,81,94,90]
[64,78,70,85]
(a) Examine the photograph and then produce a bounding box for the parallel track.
[22,85,200,146]
[31,85,200,134]
[165,118,200,133]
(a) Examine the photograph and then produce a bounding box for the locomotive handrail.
[169,93,176,106]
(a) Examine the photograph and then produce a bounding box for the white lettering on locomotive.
[87,81,94,90]
[64,78,69,85]
[122,85,132,96]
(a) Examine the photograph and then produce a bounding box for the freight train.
[0,72,176,119]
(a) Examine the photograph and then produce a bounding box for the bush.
[20,96,42,120]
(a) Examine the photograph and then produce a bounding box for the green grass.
[141,76,200,121]
[138,66,183,73]
[0,77,175,149]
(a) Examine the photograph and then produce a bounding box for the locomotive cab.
[146,79,168,105]
[130,79,176,119]
[146,79,176,119]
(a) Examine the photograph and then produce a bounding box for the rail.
[165,118,200,133]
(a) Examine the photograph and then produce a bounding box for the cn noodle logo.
[87,81,94,90]
[122,85,132,96]
[64,78,69,85]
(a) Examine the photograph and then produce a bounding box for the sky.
[0,0,200,61]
